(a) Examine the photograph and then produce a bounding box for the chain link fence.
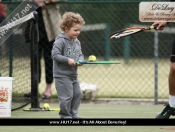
[2,0,174,104]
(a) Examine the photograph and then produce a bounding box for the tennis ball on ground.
[88,55,96,62]
[43,103,50,110]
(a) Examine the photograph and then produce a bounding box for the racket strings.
[109,26,157,39]
[111,28,142,39]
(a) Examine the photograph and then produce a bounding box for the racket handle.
[149,26,157,30]
[76,61,80,65]
[76,61,84,65]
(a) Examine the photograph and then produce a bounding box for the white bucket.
[0,77,13,117]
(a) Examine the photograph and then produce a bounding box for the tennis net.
[0,11,39,111]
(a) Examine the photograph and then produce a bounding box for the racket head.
[109,26,155,39]
[48,108,60,111]
[109,27,145,39]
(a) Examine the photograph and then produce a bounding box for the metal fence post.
[154,31,159,105]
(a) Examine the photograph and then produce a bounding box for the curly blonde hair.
[59,12,85,31]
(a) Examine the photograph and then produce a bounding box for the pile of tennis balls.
[88,55,96,62]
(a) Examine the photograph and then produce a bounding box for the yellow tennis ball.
[88,55,96,62]
[43,103,50,110]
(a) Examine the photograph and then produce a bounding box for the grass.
[0,126,171,132]
[0,103,175,132]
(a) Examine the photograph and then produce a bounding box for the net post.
[30,11,40,109]
[9,3,14,77]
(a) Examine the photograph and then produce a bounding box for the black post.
[30,11,40,109]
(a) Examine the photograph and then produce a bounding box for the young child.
[52,12,85,119]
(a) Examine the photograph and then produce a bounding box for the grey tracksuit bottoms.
[55,77,82,119]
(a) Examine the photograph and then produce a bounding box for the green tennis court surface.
[1,103,175,132]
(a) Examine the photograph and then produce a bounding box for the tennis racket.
[76,61,121,65]
[109,25,157,39]
[23,108,60,111]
